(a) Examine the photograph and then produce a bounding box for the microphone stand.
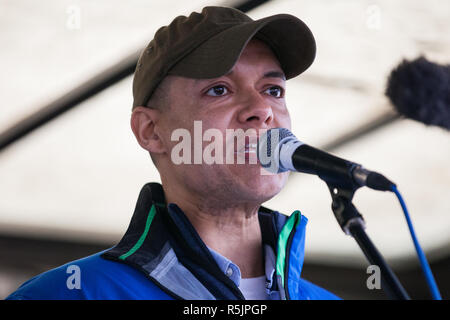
[325,182,410,300]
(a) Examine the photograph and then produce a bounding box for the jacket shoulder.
[5,250,173,300]
[296,278,341,300]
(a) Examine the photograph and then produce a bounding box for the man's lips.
[233,135,259,154]
[236,143,257,154]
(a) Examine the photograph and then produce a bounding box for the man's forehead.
[222,69,286,81]
[234,38,284,71]
[161,38,287,90]
[186,39,287,86]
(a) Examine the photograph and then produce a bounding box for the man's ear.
[130,106,166,154]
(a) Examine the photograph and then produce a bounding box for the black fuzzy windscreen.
[386,56,450,130]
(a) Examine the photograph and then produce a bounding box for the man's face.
[157,39,292,205]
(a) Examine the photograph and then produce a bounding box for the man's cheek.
[277,108,292,130]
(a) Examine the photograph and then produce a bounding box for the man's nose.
[237,90,274,127]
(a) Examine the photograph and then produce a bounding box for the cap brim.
[168,14,316,80]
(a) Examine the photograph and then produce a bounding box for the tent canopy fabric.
[0,0,449,268]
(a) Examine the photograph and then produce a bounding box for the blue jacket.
[6,183,340,300]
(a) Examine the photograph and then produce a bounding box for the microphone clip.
[326,183,365,235]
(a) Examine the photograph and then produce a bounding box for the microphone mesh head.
[265,128,293,157]
[258,128,294,173]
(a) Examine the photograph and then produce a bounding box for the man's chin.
[234,166,289,202]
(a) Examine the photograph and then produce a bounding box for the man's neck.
[162,182,265,278]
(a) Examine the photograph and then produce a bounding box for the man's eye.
[264,86,284,98]
[206,85,228,97]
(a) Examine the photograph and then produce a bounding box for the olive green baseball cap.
[132,6,316,109]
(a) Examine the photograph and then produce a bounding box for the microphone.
[386,56,450,130]
[257,128,395,191]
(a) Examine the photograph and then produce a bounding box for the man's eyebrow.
[263,71,286,80]
[196,70,286,84]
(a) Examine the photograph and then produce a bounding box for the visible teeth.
[234,142,258,154]
[243,144,257,153]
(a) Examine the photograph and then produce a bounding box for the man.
[6,6,339,300]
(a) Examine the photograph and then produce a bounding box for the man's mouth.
[236,143,257,154]
[221,131,262,164]
[234,135,259,154]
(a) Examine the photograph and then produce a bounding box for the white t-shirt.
[239,276,269,300]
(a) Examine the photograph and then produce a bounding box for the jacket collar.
[101,182,290,299]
